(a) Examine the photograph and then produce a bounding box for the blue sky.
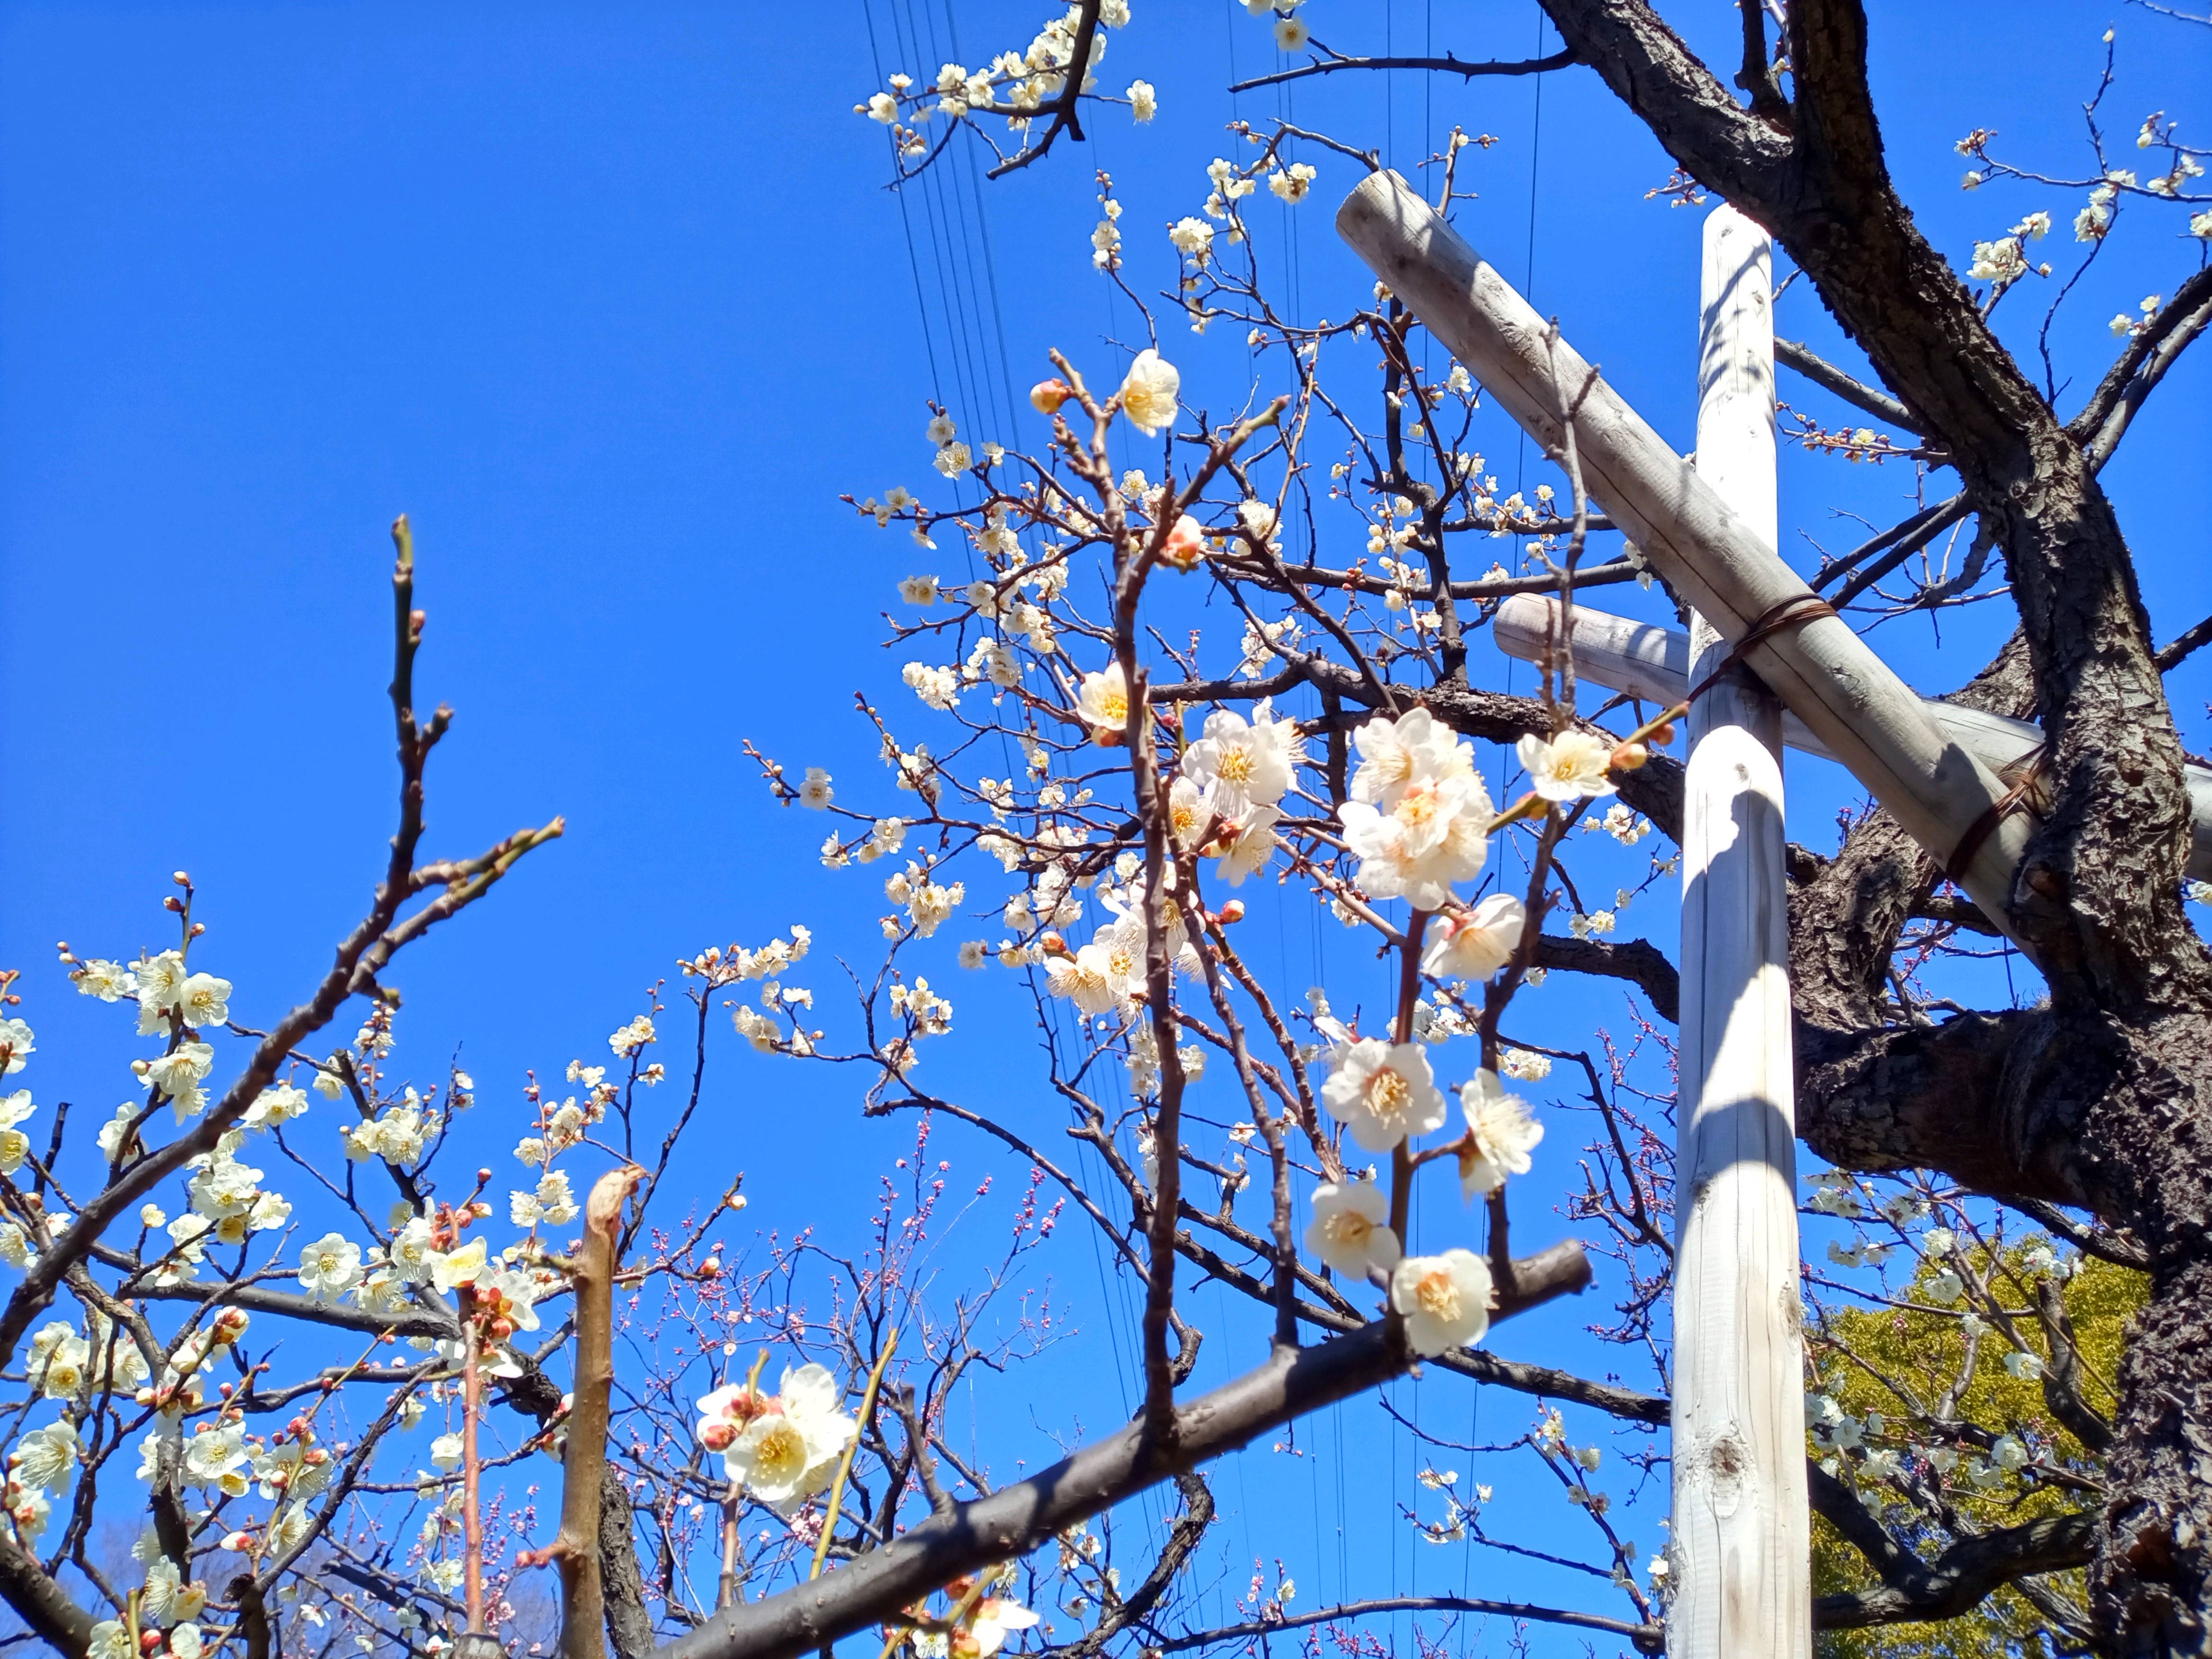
[0,0,2206,1650]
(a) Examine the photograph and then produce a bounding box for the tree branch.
[1531,934,1680,1023]
[1157,1593,1661,1652]
[652,1248,1596,1659]
[1227,46,1577,96]
[1814,1509,2097,1628]
[2155,611,2212,675]
[984,0,1102,179]
[2069,261,2212,468]
[545,1166,646,1659]
[1775,337,1926,435]
[0,1539,92,1655]
[0,519,562,1375]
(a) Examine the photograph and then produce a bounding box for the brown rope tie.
[1683,593,1840,706]
[1943,745,2048,885]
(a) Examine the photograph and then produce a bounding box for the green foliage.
[1807,1239,2146,1657]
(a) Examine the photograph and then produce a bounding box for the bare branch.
[1228,45,1578,96]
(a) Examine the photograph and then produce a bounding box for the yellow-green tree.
[1809,1239,2146,1656]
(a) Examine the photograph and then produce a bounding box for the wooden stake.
[1334,171,2035,947]
[1491,594,2212,882]
[549,1166,646,1659]
[1667,205,1810,1659]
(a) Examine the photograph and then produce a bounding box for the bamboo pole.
[1335,170,2034,947]
[1666,205,1810,1659]
[1490,595,2212,882]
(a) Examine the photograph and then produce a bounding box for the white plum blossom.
[72,960,136,1001]
[182,1425,251,1496]
[1498,1047,1552,1083]
[1421,894,1525,981]
[1390,1249,1493,1356]
[1213,803,1282,886]
[725,1364,859,1510]
[1457,1071,1544,1197]
[242,1083,309,1130]
[1322,1039,1448,1152]
[1076,662,1132,736]
[1339,712,1493,910]
[798,767,834,809]
[1046,935,1131,1014]
[1304,1182,1400,1276]
[1117,349,1180,436]
[1349,708,1472,809]
[7,1421,78,1493]
[511,1168,580,1228]
[968,1597,1043,1658]
[1127,79,1156,122]
[427,1237,488,1295]
[141,1043,215,1121]
[1517,729,1618,802]
[176,972,231,1030]
[1181,701,1302,815]
[297,1234,364,1303]
[1169,216,1215,263]
[0,1092,34,1177]
[134,951,188,1017]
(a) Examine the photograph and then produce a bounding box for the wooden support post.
[1667,205,1810,1659]
[1334,171,2034,949]
[1490,594,2212,882]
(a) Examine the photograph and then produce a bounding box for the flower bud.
[1029,378,1072,414]
[1160,513,1207,573]
[1217,900,1246,925]
[701,1421,738,1452]
[1610,741,1649,771]
[1039,931,1070,958]
[1648,721,1676,748]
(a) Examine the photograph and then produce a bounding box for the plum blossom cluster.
[694,1362,860,1510]
[856,0,1145,170]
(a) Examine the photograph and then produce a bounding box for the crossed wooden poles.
[1492,596,2212,882]
[1334,169,2079,1657]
